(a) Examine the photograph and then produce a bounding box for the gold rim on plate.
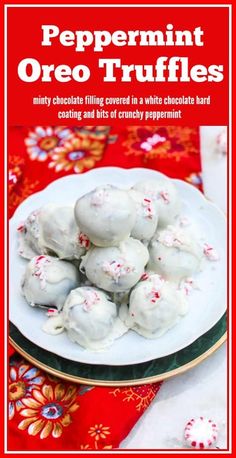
[9,332,227,387]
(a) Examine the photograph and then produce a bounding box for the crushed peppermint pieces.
[179,277,198,296]
[141,272,149,281]
[83,290,100,312]
[148,288,161,303]
[78,232,90,249]
[158,229,183,248]
[46,308,59,317]
[17,223,25,233]
[142,198,154,219]
[184,417,218,449]
[203,243,219,261]
[159,190,170,204]
[102,260,134,282]
[33,256,50,289]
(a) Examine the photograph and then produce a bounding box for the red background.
[7,5,229,126]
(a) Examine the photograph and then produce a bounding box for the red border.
[3,1,233,456]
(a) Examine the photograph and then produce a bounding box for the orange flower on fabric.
[48,133,106,173]
[18,383,79,439]
[88,424,111,441]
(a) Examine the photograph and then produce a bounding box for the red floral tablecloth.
[8,125,202,451]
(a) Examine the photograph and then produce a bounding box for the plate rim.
[9,325,227,387]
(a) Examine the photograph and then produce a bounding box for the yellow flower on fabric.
[18,383,79,439]
[48,134,105,173]
[88,424,111,441]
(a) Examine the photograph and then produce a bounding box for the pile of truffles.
[18,177,218,351]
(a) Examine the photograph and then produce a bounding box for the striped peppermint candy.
[184,417,218,449]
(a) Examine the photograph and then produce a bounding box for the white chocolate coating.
[74,185,136,247]
[38,204,86,260]
[21,255,79,310]
[80,238,149,292]
[17,209,43,259]
[121,274,188,338]
[132,178,181,227]
[62,287,128,350]
[128,189,158,241]
[148,225,202,281]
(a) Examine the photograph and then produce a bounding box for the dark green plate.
[10,314,226,387]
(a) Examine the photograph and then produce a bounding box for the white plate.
[9,167,227,366]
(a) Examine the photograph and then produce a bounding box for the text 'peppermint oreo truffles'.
[21,255,79,310]
[80,238,149,292]
[132,178,181,227]
[74,185,136,247]
[62,287,128,350]
[121,274,188,338]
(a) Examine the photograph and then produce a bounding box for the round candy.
[74,184,136,247]
[184,417,218,449]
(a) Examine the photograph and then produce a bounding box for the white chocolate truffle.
[17,209,43,259]
[148,225,202,281]
[62,287,128,350]
[38,204,86,260]
[80,238,149,292]
[128,189,158,241]
[21,255,79,310]
[132,178,181,227]
[121,274,188,338]
[74,185,136,247]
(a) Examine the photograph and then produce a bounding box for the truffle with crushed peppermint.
[128,189,158,241]
[132,178,181,227]
[74,184,136,247]
[21,255,79,310]
[38,204,86,260]
[120,274,188,338]
[148,225,202,281]
[59,286,128,350]
[80,238,149,292]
